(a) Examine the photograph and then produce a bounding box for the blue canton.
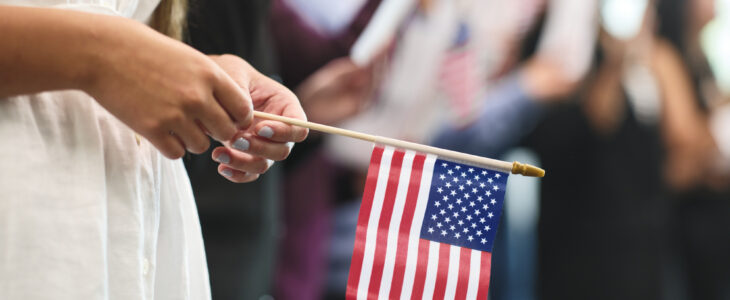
[419,159,508,252]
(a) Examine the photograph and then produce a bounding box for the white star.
[434,202,441,207]
[464,194,470,199]
[486,191,492,196]
[456,199,462,205]
[476,230,482,236]
[440,174,446,180]
[488,212,494,218]
[480,218,486,223]
[479,183,486,188]
[450,225,456,231]
[447,169,454,175]
[440,209,446,215]
[459,185,465,191]
[471,188,477,193]
[481,238,487,244]
[437,222,443,228]
[471,223,477,228]
[441,230,447,236]
[453,212,459,218]
[442,163,448,167]
[485,225,491,231]
[468,168,474,173]
[463,228,469,233]
[495,174,501,178]
[466,215,473,221]
[468,236,474,242]
[445,217,451,223]
[490,199,497,205]
[450,190,457,196]
[458,220,464,226]
[455,233,461,239]
[474,210,481,215]
[493,186,499,191]
[475,175,481,181]
[455,166,461,170]
[466,179,472,185]
[482,204,489,210]
[461,172,467,178]
[445,182,452,188]
[453,177,459,183]
[428,227,434,233]
[477,196,483,201]
[461,207,467,213]
[437,187,443,193]
[481,171,487,175]
[448,204,454,210]
[487,178,493,184]
[431,214,438,220]
[443,195,448,201]
[469,201,475,207]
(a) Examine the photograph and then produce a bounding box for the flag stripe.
[465,249,482,300]
[377,151,416,299]
[408,239,430,300]
[387,154,426,299]
[454,246,472,300]
[421,241,441,300]
[444,246,461,299]
[346,146,385,299]
[476,252,493,300]
[355,147,395,300]
[365,149,404,299]
[432,243,451,299]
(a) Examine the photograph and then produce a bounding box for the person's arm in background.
[0,5,307,181]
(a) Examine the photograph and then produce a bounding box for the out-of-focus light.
[600,0,649,40]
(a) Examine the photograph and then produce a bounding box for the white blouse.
[0,1,211,299]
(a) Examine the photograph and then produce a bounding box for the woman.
[0,0,307,299]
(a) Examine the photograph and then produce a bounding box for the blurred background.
[182,0,730,299]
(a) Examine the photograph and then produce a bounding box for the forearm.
[0,5,131,97]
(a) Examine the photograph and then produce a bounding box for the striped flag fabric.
[346,145,508,300]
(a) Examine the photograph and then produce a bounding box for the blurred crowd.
[183,0,730,299]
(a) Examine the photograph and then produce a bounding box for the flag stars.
[468,168,474,173]
[495,174,501,178]
[445,182,452,188]
[480,217,486,223]
[428,227,434,233]
[471,223,477,228]
[460,207,467,213]
[455,166,461,170]
[485,225,491,231]
[445,217,451,223]
[475,175,481,181]
[437,187,443,193]
[461,172,467,178]
[486,191,492,196]
[448,204,454,210]
[476,230,482,236]
[459,185,465,191]
[482,204,489,210]
[450,190,456,196]
[431,214,438,220]
[487,178,493,184]
[490,199,497,205]
[440,209,446,215]
[453,212,460,218]
[481,171,487,175]
[469,201,475,207]
[466,179,472,185]
[455,233,461,239]
[442,195,448,201]
[450,225,456,231]
[440,174,446,180]
[447,169,454,175]
[474,210,481,215]
[441,230,448,236]
[434,202,441,207]
[471,188,478,194]
[464,194,471,199]
[437,222,443,228]
[442,163,448,167]
[468,236,474,242]
[456,199,462,205]
[479,183,486,188]
[493,186,499,191]
[481,238,487,244]
[466,215,473,221]
[453,177,459,183]
[463,228,469,233]
[477,196,483,201]
[488,212,494,218]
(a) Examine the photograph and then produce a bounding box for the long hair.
[149,0,188,40]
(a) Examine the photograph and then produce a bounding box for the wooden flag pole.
[253,111,545,177]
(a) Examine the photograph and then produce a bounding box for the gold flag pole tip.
[511,162,546,178]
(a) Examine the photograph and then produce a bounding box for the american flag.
[347,145,508,299]
[438,22,481,120]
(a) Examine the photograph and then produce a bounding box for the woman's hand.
[207,55,309,183]
[86,18,253,159]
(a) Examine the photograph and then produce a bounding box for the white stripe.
[465,249,482,300]
[421,241,440,300]
[357,147,395,300]
[377,151,416,299]
[443,246,461,299]
[400,154,437,299]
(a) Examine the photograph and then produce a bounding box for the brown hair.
[149,0,187,40]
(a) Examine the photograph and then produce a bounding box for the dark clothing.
[185,1,279,299]
[525,99,669,300]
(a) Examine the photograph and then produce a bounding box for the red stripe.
[454,248,472,300]
[410,239,430,299]
[388,154,427,299]
[475,252,493,300]
[346,146,385,299]
[366,150,406,298]
[432,244,451,299]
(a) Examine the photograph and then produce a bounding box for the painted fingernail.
[221,168,233,177]
[232,138,249,151]
[216,153,230,164]
[258,126,274,138]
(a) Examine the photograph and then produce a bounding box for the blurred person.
[654,0,730,298]
[0,1,307,299]
[267,0,381,299]
[183,0,283,298]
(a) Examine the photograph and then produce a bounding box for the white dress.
[0,1,211,299]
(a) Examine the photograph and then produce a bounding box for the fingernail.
[221,168,233,177]
[258,126,274,138]
[216,153,230,164]
[232,138,249,151]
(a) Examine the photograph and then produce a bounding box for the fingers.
[217,164,260,183]
[148,132,186,159]
[213,71,253,130]
[195,95,238,142]
[225,132,294,161]
[171,120,211,154]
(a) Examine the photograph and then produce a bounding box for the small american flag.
[347,145,508,299]
[438,22,481,120]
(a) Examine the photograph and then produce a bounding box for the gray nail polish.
[258,126,274,138]
[221,169,233,177]
[233,138,249,151]
[216,153,230,164]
